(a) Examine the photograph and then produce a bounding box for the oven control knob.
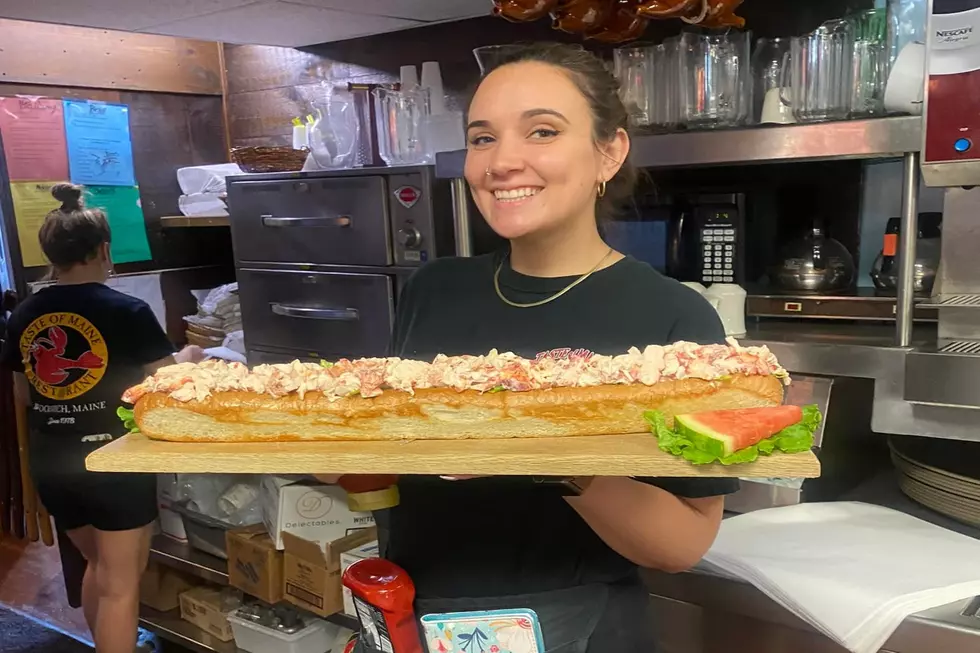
[397,227,422,248]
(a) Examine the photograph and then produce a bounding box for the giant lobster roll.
[121,340,788,443]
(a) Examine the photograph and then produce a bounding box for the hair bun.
[51,183,84,210]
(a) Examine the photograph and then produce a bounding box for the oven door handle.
[270,303,359,321]
[261,215,352,228]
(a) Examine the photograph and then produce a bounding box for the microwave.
[603,193,747,285]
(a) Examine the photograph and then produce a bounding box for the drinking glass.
[887,0,927,68]
[752,37,791,123]
[783,19,855,123]
[373,87,430,166]
[678,30,752,129]
[614,45,655,127]
[849,8,889,117]
[651,38,681,129]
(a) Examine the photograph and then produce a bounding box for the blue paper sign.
[63,100,136,186]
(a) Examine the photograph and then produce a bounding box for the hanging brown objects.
[551,0,614,34]
[489,0,745,43]
[493,0,561,22]
[634,0,701,18]
[587,0,649,43]
[698,0,746,28]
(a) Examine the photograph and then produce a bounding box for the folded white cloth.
[703,502,980,653]
[176,163,243,195]
[178,192,228,217]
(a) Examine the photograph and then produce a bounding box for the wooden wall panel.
[0,18,222,95]
[224,45,350,95]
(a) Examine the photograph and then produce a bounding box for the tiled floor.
[0,537,91,647]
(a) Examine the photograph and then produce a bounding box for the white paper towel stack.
[176,163,243,217]
[703,502,980,653]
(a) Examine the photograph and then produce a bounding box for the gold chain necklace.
[493,248,614,308]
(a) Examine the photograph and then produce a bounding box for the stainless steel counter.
[741,322,980,442]
[645,568,979,653]
[645,472,980,653]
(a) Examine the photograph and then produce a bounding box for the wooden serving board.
[85,433,821,478]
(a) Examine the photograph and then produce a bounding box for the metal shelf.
[140,606,239,653]
[150,535,229,585]
[940,340,980,355]
[919,294,980,309]
[160,215,230,228]
[434,116,922,177]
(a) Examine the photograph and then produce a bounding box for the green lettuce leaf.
[644,405,820,466]
[488,385,506,393]
[320,359,333,368]
[116,406,140,434]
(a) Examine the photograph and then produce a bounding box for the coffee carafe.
[870,212,941,293]
[771,221,856,292]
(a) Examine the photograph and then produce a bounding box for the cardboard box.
[226,524,283,605]
[261,477,375,550]
[179,586,239,642]
[282,526,377,618]
[140,561,198,612]
[339,540,379,617]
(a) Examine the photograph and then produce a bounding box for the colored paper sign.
[63,100,135,186]
[0,97,69,181]
[9,181,59,268]
[83,185,152,264]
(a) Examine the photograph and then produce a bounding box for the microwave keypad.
[701,227,736,283]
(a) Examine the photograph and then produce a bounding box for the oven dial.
[397,227,422,248]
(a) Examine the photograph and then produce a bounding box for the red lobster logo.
[29,326,105,385]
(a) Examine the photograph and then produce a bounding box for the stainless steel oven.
[227,167,501,363]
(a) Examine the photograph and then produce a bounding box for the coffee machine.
[905,0,980,409]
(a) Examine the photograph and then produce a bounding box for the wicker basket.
[185,330,224,349]
[230,146,308,173]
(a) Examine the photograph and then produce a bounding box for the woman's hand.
[174,345,206,364]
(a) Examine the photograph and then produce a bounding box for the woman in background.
[0,183,202,653]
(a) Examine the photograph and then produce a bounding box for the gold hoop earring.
[597,180,606,198]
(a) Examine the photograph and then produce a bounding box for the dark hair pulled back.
[477,42,637,221]
[38,183,111,269]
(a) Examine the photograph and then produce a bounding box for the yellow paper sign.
[10,181,59,268]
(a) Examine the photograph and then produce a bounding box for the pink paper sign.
[0,96,69,181]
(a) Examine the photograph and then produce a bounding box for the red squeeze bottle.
[336,475,400,511]
[343,558,423,653]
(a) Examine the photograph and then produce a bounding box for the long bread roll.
[124,341,788,443]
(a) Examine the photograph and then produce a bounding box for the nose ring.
[485,167,492,177]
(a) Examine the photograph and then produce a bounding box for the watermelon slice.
[644,405,821,466]
[675,405,804,458]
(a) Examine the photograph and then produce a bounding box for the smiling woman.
[463,46,635,278]
[335,43,735,653]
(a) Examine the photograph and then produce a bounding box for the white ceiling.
[0,0,490,47]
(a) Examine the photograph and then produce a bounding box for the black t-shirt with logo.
[384,253,738,649]
[0,283,174,469]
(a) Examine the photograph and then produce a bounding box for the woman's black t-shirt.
[0,283,174,471]
[385,253,738,646]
